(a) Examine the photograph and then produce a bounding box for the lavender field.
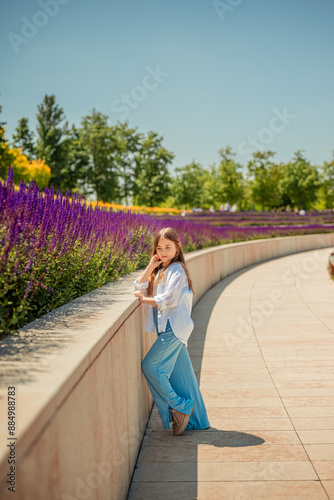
[1,167,334,337]
[157,211,334,227]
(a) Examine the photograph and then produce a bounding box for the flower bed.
[1,167,334,337]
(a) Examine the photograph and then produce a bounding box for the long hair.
[146,227,194,297]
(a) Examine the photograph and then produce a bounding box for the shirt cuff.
[154,294,167,311]
[133,278,149,290]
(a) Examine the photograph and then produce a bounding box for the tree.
[320,150,334,211]
[247,150,281,210]
[133,131,174,207]
[12,117,36,159]
[215,146,245,206]
[58,124,90,196]
[280,150,321,210]
[112,122,143,206]
[0,104,16,179]
[171,161,206,208]
[0,103,6,143]
[80,109,121,203]
[36,94,69,191]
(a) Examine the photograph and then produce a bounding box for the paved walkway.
[128,247,334,500]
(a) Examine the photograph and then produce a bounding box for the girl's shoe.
[170,402,195,436]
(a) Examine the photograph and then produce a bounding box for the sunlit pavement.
[128,247,334,500]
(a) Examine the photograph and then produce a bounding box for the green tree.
[112,122,143,206]
[59,125,90,196]
[80,109,121,203]
[171,161,206,208]
[215,146,245,206]
[133,131,174,207]
[321,151,334,211]
[280,150,321,210]
[12,117,36,159]
[0,104,15,179]
[0,103,6,142]
[199,165,220,209]
[247,150,281,210]
[36,94,69,191]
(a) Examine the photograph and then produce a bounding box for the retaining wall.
[0,232,333,500]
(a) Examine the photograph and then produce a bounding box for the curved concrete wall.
[0,232,333,500]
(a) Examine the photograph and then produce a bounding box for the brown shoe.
[170,402,195,436]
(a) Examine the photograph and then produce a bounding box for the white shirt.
[133,262,194,347]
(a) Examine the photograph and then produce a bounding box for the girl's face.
[156,237,178,267]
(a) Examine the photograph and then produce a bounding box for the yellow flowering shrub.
[4,147,51,190]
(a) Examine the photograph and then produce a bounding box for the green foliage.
[112,122,143,206]
[4,94,334,211]
[12,117,36,159]
[321,150,334,210]
[79,109,121,203]
[279,150,321,209]
[0,127,16,179]
[59,124,90,196]
[133,131,174,207]
[171,161,206,208]
[247,150,282,210]
[212,146,245,207]
[36,94,69,191]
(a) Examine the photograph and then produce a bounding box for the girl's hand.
[148,254,162,269]
[134,290,144,302]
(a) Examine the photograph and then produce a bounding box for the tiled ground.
[127,247,334,500]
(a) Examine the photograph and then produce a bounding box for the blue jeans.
[141,308,210,430]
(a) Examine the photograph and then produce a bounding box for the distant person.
[133,227,210,435]
[224,202,230,211]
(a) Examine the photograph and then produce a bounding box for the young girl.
[133,227,210,436]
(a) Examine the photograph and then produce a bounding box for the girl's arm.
[133,254,161,291]
[137,254,161,284]
[136,264,155,285]
[134,292,157,307]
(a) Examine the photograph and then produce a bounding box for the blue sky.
[1,0,334,173]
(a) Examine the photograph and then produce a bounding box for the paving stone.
[322,481,334,500]
[128,480,328,500]
[132,461,318,482]
[297,430,334,444]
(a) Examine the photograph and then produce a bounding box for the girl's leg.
[169,345,211,430]
[141,331,194,429]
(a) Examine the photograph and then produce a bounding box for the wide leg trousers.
[141,308,210,430]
